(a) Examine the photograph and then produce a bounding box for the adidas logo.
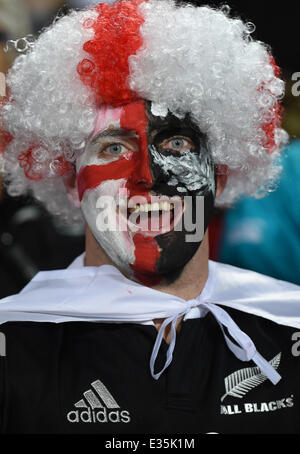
[67,379,131,424]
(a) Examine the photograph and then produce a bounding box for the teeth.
[130,202,174,213]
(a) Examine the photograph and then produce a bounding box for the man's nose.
[130,140,154,189]
[134,154,154,188]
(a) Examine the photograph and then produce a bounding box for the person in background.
[220,139,300,286]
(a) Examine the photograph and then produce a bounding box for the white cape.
[0,254,299,329]
[0,254,299,383]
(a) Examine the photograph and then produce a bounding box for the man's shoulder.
[208,260,300,330]
[210,260,300,298]
[0,253,85,304]
[212,260,300,290]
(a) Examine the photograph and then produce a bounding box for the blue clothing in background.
[220,140,300,285]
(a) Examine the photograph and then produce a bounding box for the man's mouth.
[128,201,175,214]
[117,197,184,237]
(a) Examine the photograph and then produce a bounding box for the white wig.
[0,0,287,222]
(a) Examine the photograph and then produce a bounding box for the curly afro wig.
[0,0,288,222]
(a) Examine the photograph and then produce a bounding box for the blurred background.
[0,0,299,298]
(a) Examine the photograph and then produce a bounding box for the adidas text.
[67,407,131,424]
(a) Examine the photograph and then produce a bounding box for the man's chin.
[129,259,192,286]
[128,264,184,287]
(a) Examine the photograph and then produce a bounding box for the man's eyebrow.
[90,128,137,144]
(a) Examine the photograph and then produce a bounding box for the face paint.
[77,100,216,285]
[149,146,215,193]
[77,100,162,284]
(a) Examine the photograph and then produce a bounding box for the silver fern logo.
[221,353,281,403]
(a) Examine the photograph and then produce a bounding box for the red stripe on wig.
[18,146,72,181]
[261,55,283,154]
[78,0,146,106]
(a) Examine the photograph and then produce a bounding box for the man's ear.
[215,165,228,198]
[63,168,81,209]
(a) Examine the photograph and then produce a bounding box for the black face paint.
[145,101,216,283]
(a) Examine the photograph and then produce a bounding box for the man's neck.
[85,227,210,343]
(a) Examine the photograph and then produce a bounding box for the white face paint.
[76,105,124,171]
[149,145,216,195]
[81,179,136,275]
[77,104,137,276]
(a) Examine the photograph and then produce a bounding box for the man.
[0,0,299,434]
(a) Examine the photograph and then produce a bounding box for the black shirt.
[0,306,299,434]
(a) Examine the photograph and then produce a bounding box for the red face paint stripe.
[119,101,161,279]
[120,101,153,191]
[130,234,162,286]
[77,156,136,201]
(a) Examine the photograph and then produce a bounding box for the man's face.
[77,99,216,285]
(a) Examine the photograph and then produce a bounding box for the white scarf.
[1,254,300,384]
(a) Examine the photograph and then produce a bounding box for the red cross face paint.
[77,100,216,285]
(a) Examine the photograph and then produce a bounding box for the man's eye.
[106,144,126,155]
[98,139,139,157]
[162,137,193,152]
[98,142,133,158]
[170,139,185,149]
